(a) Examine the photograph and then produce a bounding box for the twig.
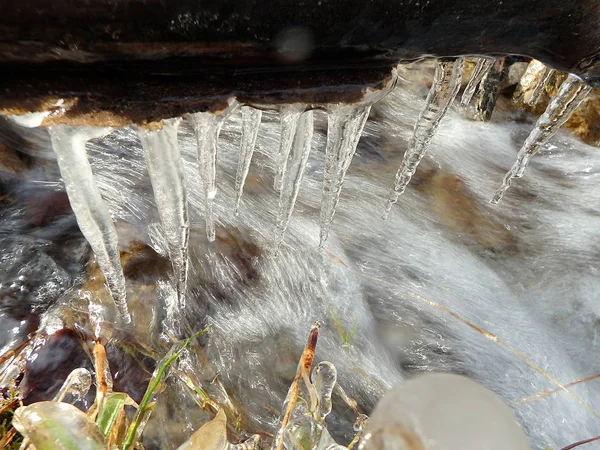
[273,322,321,450]
[561,435,600,450]
[517,373,600,405]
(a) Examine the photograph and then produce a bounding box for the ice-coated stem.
[274,104,305,192]
[274,109,313,250]
[138,119,190,309]
[384,58,464,216]
[50,126,131,323]
[460,58,494,108]
[491,74,592,204]
[188,102,237,241]
[319,104,370,250]
[234,106,263,214]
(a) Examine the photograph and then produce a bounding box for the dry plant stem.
[561,435,600,450]
[274,322,321,450]
[0,428,16,448]
[517,373,600,404]
[91,340,111,420]
[334,384,363,416]
[0,336,33,365]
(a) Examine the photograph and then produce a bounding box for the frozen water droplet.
[360,373,530,450]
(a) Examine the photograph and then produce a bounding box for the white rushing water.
[4,60,600,450]
[319,104,371,250]
[491,74,592,204]
[187,102,238,241]
[275,109,314,250]
[460,58,495,107]
[385,59,464,215]
[49,125,131,323]
[138,119,190,309]
[235,106,263,214]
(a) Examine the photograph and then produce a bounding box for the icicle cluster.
[42,61,592,326]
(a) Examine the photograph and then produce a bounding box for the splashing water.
[274,105,305,192]
[49,126,131,323]
[491,74,592,204]
[384,59,464,215]
[460,58,495,108]
[319,104,371,250]
[188,103,238,241]
[274,109,314,250]
[138,119,190,308]
[235,107,263,215]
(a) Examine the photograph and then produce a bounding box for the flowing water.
[1,61,599,449]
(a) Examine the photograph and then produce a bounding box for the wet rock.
[20,329,95,405]
[417,169,517,253]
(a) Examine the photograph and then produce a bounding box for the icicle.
[528,67,555,106]
[234,106,263,214]
[312,361,337,421]
[53,368,93,403]
[460,58,494,108]
[274,104,305,192]
[473,58,506,121]
[274,110,313,250]
[384,59,463,215]
[49,126,131,323]
[491,74,592,204]
[187,101,238,241]
[138,119,190,309]
[319,104,370,250]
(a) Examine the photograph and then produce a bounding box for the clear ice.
[460,58,494,108]
[234,106,263,214]
[312,361,338,421]
[274,104,305,192]
[188,102,238,241]
[385,59,464,215]
[491,74,592,204]
[49,126,131,323]
[528,67,555,106]
[274,109,313,249]
[53,368,93,403]
[138,119,190,308]
[319,104,370,250]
